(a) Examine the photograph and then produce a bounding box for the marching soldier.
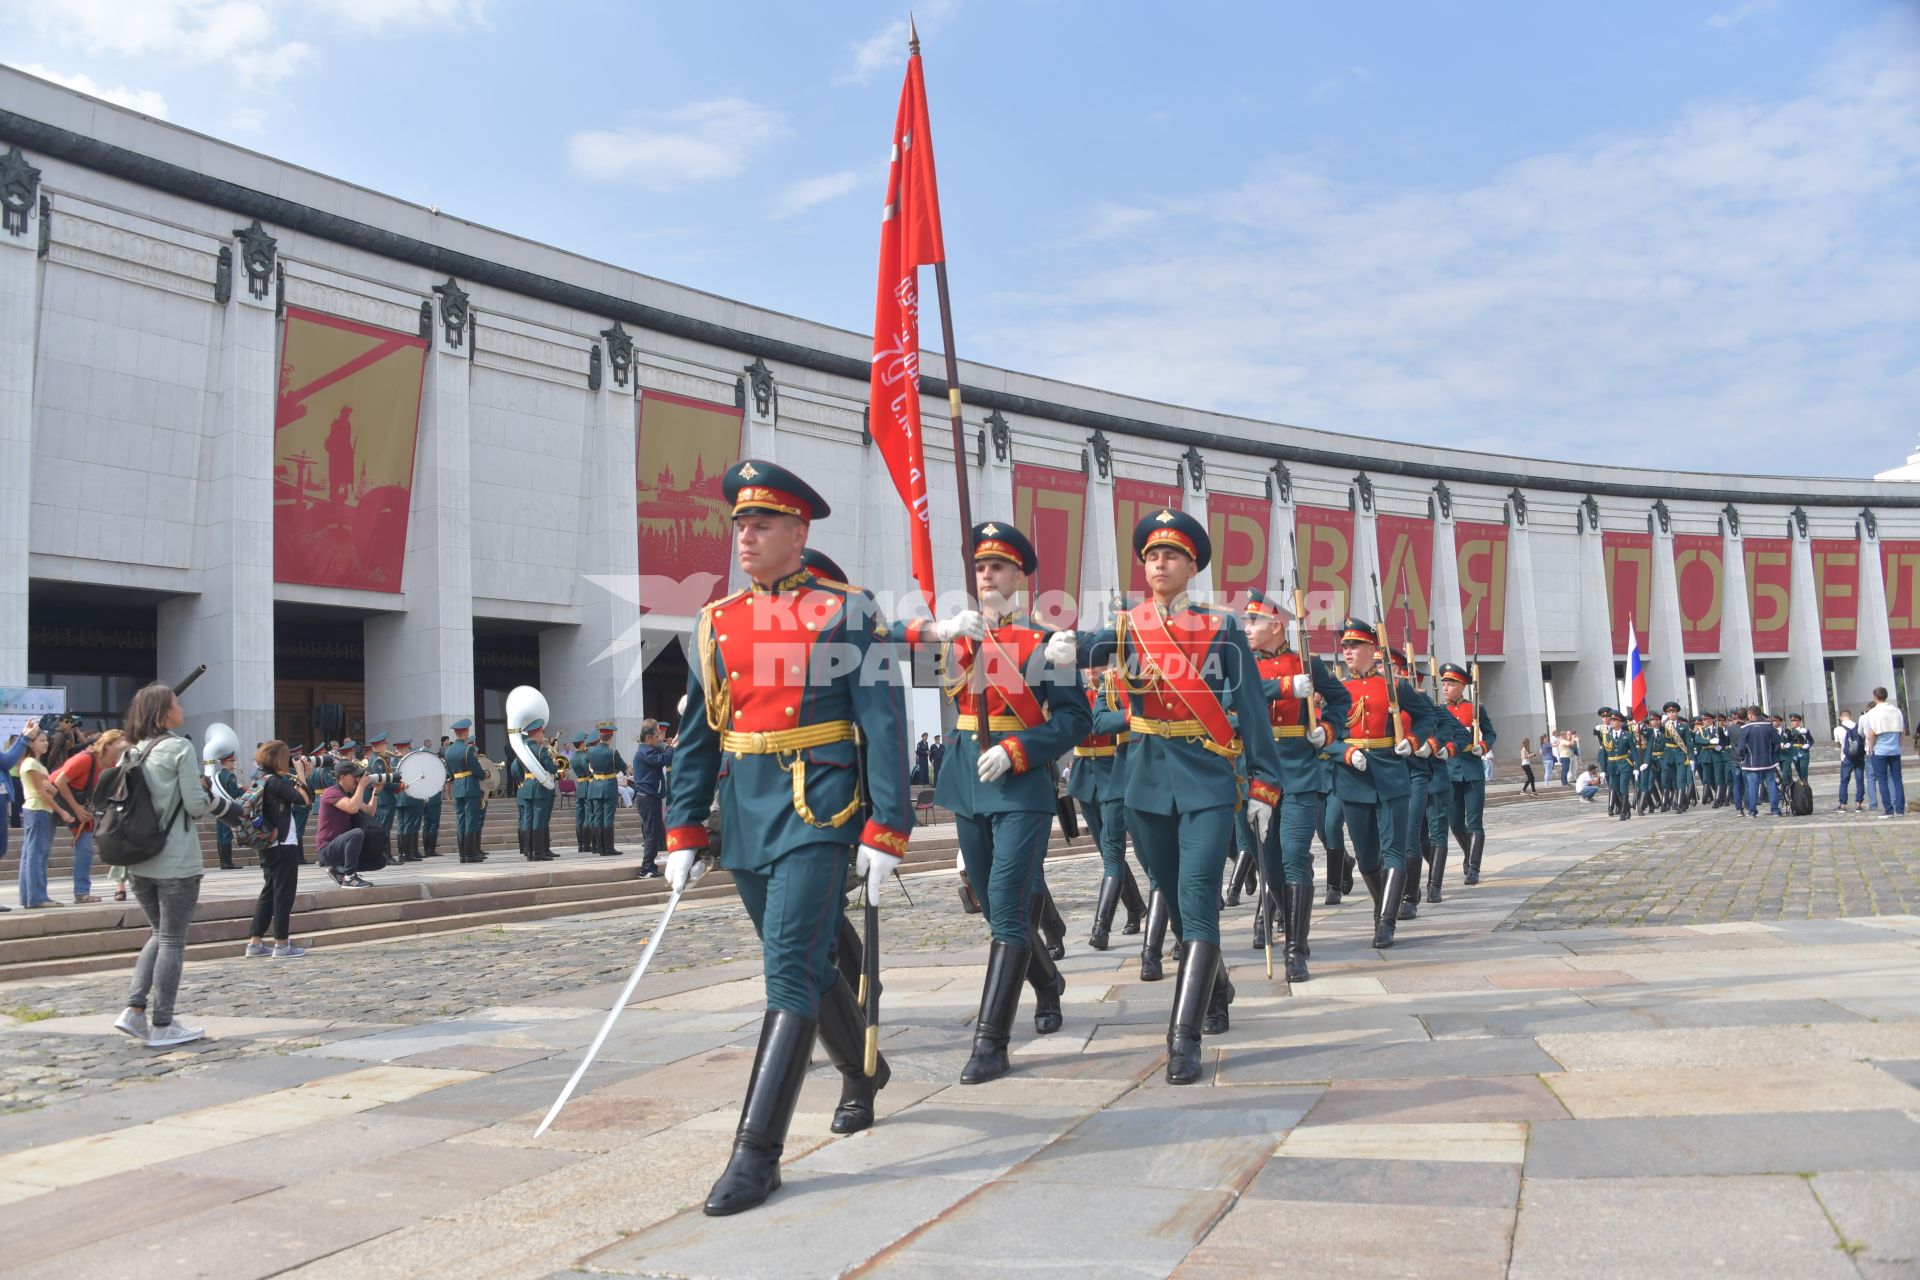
[1243,588,1349,983]
[927,522,1088,1078]
[1319,790,1356,906]
[445,719,487,862]
[1602,710,1636,820]
[1657,703,1693,812]
[584,722,628,856]
[1439,663,1497,888]
[1391,648,1446,919]
[511,715,559,861]
[1071,662,1147,951]
[1068,509,1282,1083]
[1333,619,1439,948]
[663,461,911,1216]
[392,737,425,861]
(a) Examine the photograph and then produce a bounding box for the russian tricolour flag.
[1627,619,1648,722]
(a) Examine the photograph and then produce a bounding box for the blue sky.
[4,0,1917,479]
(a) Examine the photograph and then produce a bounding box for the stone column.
[1561,504,1619,727]
[980,410,1014,523]
[158,221,278,752]
[1775,512,1831,734]
[1700,513,1758,712]
[1428,493,1466,663]
[1498,492,1550,735]
[1181,448,1212,603]
[1350,478,1382,628]
[1082,434,1120,624]
[1836,516,1896,716]
[0,147,41,686]
[1646,505,1689,714]
[364,279,477,745]
[544,324,645,734]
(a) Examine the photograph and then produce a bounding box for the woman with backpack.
[243,741,314,958]
[110,683,236,1048]
[50,729,127,904]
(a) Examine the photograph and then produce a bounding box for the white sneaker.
[271,943,307,958]
[145,1022,206,1048]
[112,1007,150,1040]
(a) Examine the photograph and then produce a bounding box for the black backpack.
[90,743,189,866]
[1843,723,1866,763]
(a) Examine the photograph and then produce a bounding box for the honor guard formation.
[641,459,1538,1218]
[1590,700,1829,820]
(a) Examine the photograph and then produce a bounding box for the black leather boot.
[1407,837,1426,907]
[1374,867,1407,949]
[1139,890,1170,982]
[1428,836,1449,899]
[1251,889,1270,951]
[518,828,530,859]
[1361,868,1385,919]
[1028,924,1065,1035]
[1324,857,1344,905]
[702,1009,816,1216]
[1225,850,1255,907]
[961,939,1029,1084]
[1342,853,1356,894]
[1283,883,1313,984]
[1399,851,1420,919]
[540,829,556,860]
[1119,866,1145,934]
[1203,950,1234,1035]
[1036,889,1066,961]
[1089,876,1121,951]
[832,915,866,1002]
[1466,832,1485,884]
[1166,940,1218,1085]
[815,975,887,1135]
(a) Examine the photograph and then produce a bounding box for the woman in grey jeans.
[112,683,235,1048]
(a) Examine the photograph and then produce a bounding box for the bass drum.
[398,749,448,800]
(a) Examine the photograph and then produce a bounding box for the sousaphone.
[506,684,557,790]
[202,721,241,802]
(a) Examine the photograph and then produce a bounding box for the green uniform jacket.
[666,573,914,872]
[1258,654,1352,797]
[1334,675,1441,806]
[445,740,482,798]
[1442,701,1498,783]
[934,618,1091,818]
[513,742,558,801]
[1065,701,1132,806]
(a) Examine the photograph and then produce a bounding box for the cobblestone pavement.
[1500,808,1920,931]
[0,854,1111,1113]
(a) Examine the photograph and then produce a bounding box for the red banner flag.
[868,50,947,608]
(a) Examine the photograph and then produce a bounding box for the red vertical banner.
[1294,504,1356,650]
[635,389,744,615]
[273,306,428,591]
[1013,462,1088,629]
[1812,538,1860,652]
[1114,478,1182,598]
[1206,492,1271,607]
[1744,536,1792,654]
[1375,513,1434,654]
[1673,533,1724,655]
[1602,531,1654,655]
[1884,540,1920,650]
[1454,521,1508,656]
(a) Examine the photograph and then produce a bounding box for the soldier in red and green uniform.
[1069,663,1146,951]
[1440,662,1497,886]
[664,461,913,1217]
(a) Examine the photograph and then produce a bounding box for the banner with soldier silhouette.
[635,389,745,616]
[273,306,429,591]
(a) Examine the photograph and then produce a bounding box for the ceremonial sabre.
[534,887,683,1137]
[863,896,882,1076]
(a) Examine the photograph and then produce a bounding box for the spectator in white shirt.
[1859,688,1907,819]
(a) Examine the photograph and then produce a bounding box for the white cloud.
[16,63,168,117]
[770,169,862,220]
[225,106,267,134]
[12,0,312,87]
[567,98,788,190]
[1710,0,1779,30]
[982,13,1920,478]
[303,0,486,31]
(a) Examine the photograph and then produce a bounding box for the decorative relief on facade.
[635,359,735,407]
[47,210,216,299]
[0,145,38,237]
[284,275,422,335]
[601,322,633,387]
[743,356,776,417]
[432,277,470,349]
[474,324,589,386]
[232,218,276,300]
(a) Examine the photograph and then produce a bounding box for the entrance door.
[275,681,366,749]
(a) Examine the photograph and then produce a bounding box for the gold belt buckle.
[751,731,771,754]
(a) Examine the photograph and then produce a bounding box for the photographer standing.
[51,729,126,905]
[242,742,314,959]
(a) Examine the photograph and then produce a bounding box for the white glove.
[1467,742,1484,756]
[676,694,689,717]
[1394,738,1414,758]
[1044,631,1078,665]
[1247,798,1273,844]
[955,848,967,873]
[977,744,1014,783]
[931,610,986,642]
[1307,724,1329,748]
[665,847,708,893]
[1415,738,1434,759]
[1290,673,1313,699]
[855,845,901,906]
[1345,746,1370,773]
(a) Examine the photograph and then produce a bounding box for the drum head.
[399,749,447,799]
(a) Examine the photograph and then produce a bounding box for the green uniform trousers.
[1080,796,1133,882]
[1125,805,1235,946]
[955,809,1050,946]
[455,794,484,839]
[1449,776,1487,841]
[733,843,847,1018]
[1346,795,1412,877]
[1260,788,1325,886]
[396,798,423,837]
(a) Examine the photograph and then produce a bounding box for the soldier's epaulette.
[704,587,749,614]
[811,576,860,594]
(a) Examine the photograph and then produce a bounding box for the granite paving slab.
[1216,1035,1560,1084]
[1542,1060,1920,1118]
[1508,1175,1856,1279]
[1173,1200,1514,1279]
[0,1167,279,1267]
[1243,1155,1521,1207]
[1300,1074,1569,1125]
[1808,1170,1920,1280]
[1524,1110,1920,1178]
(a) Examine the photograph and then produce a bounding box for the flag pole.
[913,19,989,751]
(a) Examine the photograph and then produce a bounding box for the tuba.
[505,684,557,790]
[202,721,242,802]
